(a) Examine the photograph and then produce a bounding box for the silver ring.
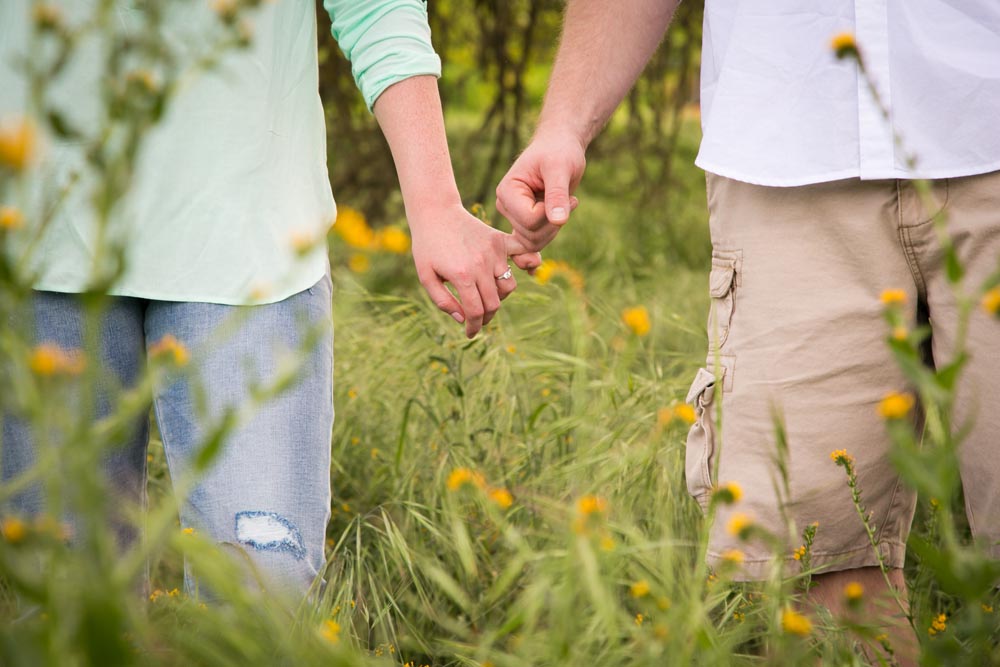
[496,267,513,281]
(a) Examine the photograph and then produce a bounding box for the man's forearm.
[538,0,679,147]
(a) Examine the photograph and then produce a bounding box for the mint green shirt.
[0,1,440,305]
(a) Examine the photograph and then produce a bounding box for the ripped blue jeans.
[1,273,333,595]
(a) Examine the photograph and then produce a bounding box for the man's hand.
[410,204,540,338]
[496,127,585,254]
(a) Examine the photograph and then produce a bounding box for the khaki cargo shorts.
[687,170,1000,579]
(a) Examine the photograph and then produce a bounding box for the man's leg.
[146,273,333,597]
[1,292,149,545]
[686,175,925,658]
[905,170,1000,558]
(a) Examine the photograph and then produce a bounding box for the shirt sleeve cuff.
[327,1,442,112]
[358,51,442,111]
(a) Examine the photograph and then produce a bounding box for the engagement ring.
[496,267,513,281]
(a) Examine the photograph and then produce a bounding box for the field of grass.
[3,12,999,664]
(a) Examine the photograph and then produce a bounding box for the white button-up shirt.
[695,1,1000,186]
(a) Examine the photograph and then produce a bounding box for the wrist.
[404,198,467,233]
[534,116,591,153]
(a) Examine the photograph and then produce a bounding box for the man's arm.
[496,0,679,252]
[373,75,538,338]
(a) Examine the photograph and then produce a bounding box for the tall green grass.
[3,5,999,665]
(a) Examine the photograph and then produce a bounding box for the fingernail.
[451,312,464,324]
[551,207,567,221]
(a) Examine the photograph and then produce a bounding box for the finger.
[454,278,485,338]
[494,261,517,301]
[496,179,548,232]
[510,252,542,274]
[477,272,502,330]
[420,271,465,324]
[541,160,574,225]
[503,234,543,274]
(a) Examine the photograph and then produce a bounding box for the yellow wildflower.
[982,604,994,613]
[577,495,608,517]
[830,449,854,466]
[33,515,71,540]
[248,282,271,301]
[599,535,616,551]
[982,287,1000,316]
[320,619,341,643]
[210,0,238,21]
[1,517,26,543]
[879,288,907,306]
[713,481,743,505]
[877,391,915,420]
[792,545,806,561]
[167,588,180,598]
[0,117,38,171]
[721,549,744,565]
[673,403,697,425]
[289,229,321,255]
[534,259,584,291]
[32,3,64,30]
[928,613,947,636]
[533,259,557,284]
[844,581,864,604]
[488,488,513,509]
[505,344,517,354]
[347,388,358,400]
[126,69,159,94]
[347,252,371,274]
[621,306,651,337]
[0,206,23,230]
[149,334,190,366]
[781,608,813,636]
[182,527,195,535]
[375,227,410,254]
[629,580,650,598]
[726,512,753,538]
[29,343,86,376]
[446,467,485,492]
[891,325,908,341]
[830,32,858,59]
[634,613,644,626]
[149,589,164,602]
[656,406,672,427]
[334,206,376,249]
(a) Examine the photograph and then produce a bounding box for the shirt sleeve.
[324,0,442,111]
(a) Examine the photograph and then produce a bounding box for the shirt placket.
[854,0,896,179]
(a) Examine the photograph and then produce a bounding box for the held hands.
[410,204,541,338]
[407,126,585,338]
[496,126,586,254]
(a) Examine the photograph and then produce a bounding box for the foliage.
[1,2,998,667]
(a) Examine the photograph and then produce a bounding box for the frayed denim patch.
[234,511,306,560]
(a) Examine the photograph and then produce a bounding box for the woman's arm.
[374,75,538,338]
[325,0,538,337]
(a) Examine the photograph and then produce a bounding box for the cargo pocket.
[684,367,723,508]
[707,250,741,351]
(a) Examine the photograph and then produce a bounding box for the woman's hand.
[410,204,540,338]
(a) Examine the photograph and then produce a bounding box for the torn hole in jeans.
[234,510,306,560]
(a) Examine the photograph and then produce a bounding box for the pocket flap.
[709,262,736,298]
[685,368,718,404]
